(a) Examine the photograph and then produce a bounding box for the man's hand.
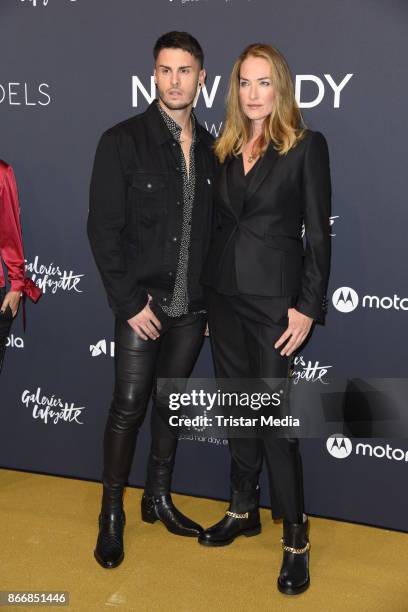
[127,295,162,340]
[1,290,22,318]
[274,308,313,357]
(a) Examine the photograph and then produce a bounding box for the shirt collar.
[156,99,197,144]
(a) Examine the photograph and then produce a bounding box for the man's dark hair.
[153,31,204,69]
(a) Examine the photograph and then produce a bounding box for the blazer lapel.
[245,143,280,203]
[218,157,237,219]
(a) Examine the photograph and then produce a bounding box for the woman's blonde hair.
[214,43,307,163]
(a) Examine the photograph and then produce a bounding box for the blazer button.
[162,297,167,302]
[146,183,152,189]
[176,201,181,206]
[168,271,174,277]
[172,236,178,242]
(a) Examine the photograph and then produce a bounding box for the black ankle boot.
[94,484,125,569]
[141,493,203,537]
[277,517,310,595]
[94,510,126,569]
[198,488,261,547]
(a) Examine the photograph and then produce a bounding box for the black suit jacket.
[87,101,216,320]
[200,130,331,324]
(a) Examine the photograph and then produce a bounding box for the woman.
[0,160,42,374]
[199,44,331,595]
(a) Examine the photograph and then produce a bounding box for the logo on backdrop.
[291,355,332,385]
[0,83,50,107]
[332,287,408,313]
[326,434,353,458]
[132,74,353,109]
[326,434,408,463]
[25,256,84,294]
[332,287,359,313]
[90,339,115,358]
[21,387,85,425]
[6,335,24,349]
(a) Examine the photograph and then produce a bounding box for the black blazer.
[87,102,216,320]
[200,130,331,324]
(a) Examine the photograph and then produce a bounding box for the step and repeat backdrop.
[1,0,407,531]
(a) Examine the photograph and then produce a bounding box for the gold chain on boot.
[280,538,310,554]
[226,510,249,519]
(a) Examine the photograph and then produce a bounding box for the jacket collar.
[156,99,197,144]
[142,100,212,149]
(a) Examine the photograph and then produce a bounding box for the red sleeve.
[0,165,26,292]
[0,165,41,302]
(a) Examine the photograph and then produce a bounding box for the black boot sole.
[198,525,262,547]
[277,577,310,595]
[93,549,124,569]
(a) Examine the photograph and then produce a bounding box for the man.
[87,31,216,569]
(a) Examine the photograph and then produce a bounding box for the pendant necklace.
[247,143,258,163]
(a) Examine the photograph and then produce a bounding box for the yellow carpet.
[0,468,407,611]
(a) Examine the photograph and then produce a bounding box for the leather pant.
[102,305,206,503]
[205,286,305,523]
[0,287,13,375]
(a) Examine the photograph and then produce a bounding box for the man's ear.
[153,67,157,86]
[199,68,207,87]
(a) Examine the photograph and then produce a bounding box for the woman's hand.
[0,290,22,317]
[274,308,313,356]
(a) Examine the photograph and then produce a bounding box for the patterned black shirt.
[156,101,205,317]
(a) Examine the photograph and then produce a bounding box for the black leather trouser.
[0,287,13,375]
[205,287,305,523]
[102,306,206,501]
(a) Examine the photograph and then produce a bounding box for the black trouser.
[0,287,13,375]
[102,305,206,499]
[206,287,305,523]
